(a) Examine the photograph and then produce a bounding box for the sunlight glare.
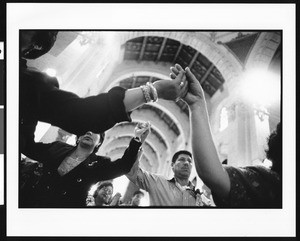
[44,68,57,77]
[240,68,280,106]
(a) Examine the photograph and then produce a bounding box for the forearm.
[110,138,142,178]
[189,102,230,198]
[125,151,150,191]
[41,87,131,135]
[123,87,146,112]
[21,138,52,162]
[123,78,183,111]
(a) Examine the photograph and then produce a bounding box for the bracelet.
[140,85,152,103]
[146,82,158,102]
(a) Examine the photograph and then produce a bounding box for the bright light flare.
[239,69,280,106]
[263,158,273,168]
[44,68,57,77]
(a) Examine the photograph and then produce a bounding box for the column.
[227,101,270,167]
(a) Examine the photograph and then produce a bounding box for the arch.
[245,32,281,70]
[119,31,243,86]
[102,135,159,162]
[104,122,169,152]
[104,62,170,92]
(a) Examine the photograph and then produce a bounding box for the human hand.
[86,195,95,206]
[170,64,206,106]
[134,122,151,143]
[153,65,187,101]
[110,192,122,206]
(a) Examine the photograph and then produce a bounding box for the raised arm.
[98,122,150,180]
[22,138,57,162]
[99,137,142,180]
[125,123,158,192]
[171,65,230,199]
[25,67,186,136]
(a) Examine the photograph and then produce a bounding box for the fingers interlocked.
[170,64,188,101]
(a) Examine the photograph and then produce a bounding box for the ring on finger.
[179,81,184,87]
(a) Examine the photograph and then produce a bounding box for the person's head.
[21,30,58,59]
[171,150,193,180]
[131,190,144,206]
[265,122,282,176]
[76,131,105,153]
[93,181,113,206]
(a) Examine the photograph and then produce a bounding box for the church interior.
[24,31,281,206]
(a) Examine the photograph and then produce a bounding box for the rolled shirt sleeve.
[126,160,164,193]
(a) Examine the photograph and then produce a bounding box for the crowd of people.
[19,30,282,208]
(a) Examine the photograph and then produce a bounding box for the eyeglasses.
[100,186,113,195]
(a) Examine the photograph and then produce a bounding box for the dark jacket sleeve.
[97,138,142,180]
[22,141,56,162]
[26,68,131,136]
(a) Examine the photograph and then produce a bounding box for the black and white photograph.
[3,2,296,239]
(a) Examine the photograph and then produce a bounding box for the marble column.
[226,101,270,167]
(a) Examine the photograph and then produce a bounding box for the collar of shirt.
[168,177,203,197]
[168,177,194,191]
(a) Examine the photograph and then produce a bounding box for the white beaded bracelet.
[146,82,158,102]
[140,85,152,103]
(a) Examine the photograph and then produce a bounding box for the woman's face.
[78,131,101,151]
[95,185,113,205]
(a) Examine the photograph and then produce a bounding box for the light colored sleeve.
[126,153,163,193]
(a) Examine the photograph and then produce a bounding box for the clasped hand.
[134,122,151,143]
[153,65,188,101]
[169,63,206,106]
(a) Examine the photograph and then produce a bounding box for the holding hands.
[134,122,151,144]
[124,64,189,112]
[153,65,188,101]
[170,64,206,107]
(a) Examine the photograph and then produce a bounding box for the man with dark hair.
[126,143,205,206]
[20,123,149,208]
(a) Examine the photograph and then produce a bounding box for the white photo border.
[6,3,296,237]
